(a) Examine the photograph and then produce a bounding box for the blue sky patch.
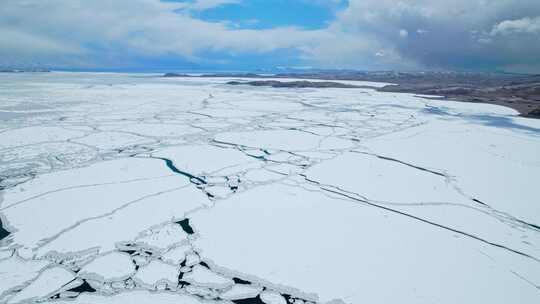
[172,0,348,29]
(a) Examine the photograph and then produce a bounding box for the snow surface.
[0,256,49,299]
[7,266,74,304]
[49,290,226,304]
[183,265,234,289]
[0,72,539,303]
[133,260,179,288]
[78,252,135,282]
[220,284,262,300]
[260,291,288,304]
[161,244,191,264]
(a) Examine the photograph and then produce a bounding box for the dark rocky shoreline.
[164,71,540,118]
[226,80,367,89]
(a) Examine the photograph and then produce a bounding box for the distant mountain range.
[0,68,51,73]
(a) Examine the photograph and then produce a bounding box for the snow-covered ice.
[134,223,188,251]
[182,265,234,289]
[1,72,539,303]
[161,244,191,265]
[7,266,74,304]
[220,284,262,300]
[133,260,179,288]
[46,290,225,304]
[78,252,135,282]
[0,256,49,299]
[260,291,288,304]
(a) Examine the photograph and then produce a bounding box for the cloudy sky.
[1,0,540,72]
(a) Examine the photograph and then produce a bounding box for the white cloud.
[399,29,408,38]
[1,0,540,71]
[0,28,81,55]
[0,0,391,69]
[0,0,317,64]
[328,0,540,71]
[477,37,492,44]
[491,16,540,35]
[179,0,241,11]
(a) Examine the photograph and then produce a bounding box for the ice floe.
[1,72,539,304]
[220,284,262,300]
[0,256,49,299]
[7,266,74,304]
[183,265,234,289]
[78,252,135,282]
[133,260,179,288]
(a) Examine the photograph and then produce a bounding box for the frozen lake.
[1,72,539,304]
